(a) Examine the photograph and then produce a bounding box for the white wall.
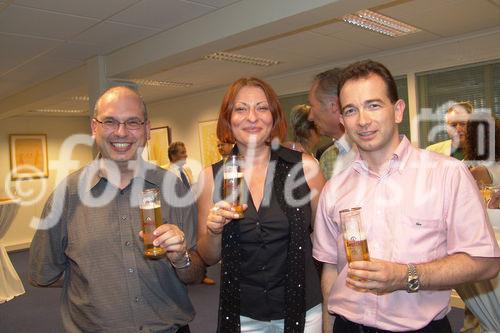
[148,29,500,176]
[0,116,93,250]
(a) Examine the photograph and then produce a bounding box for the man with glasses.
[29,86,205,333]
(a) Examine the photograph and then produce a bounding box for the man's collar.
[83,156,159,192]
[392,135,412,172]
[334,133,352,155]
[352,135,411,175]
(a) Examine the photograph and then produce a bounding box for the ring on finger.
[211,206,219,213]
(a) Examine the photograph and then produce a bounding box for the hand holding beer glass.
[340,207,370,263]
[223,154,244,219]
[140,188,166,259]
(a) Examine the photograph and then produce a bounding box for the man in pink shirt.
[312,60,500,333]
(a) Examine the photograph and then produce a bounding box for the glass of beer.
[340,207,370,262]
[140,188,166,259]
[223,154,244,218]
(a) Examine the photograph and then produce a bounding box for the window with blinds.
[416,60,500,148]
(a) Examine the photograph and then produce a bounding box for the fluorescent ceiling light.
[343,10,421,37]
[130,79,193,88]
[204,52,280,67]
[32,109,86,114]
[71,95,89,101]
[111,78,194,88]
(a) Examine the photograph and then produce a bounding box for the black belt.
[334,315,452,333]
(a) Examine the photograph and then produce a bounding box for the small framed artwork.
[146,126,172,167]
[198,120,222,167]
[9,134,49,180]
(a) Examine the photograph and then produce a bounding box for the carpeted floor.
[1,250,464,332]
[1,250,220,333]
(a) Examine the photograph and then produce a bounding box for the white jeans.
[240,303,322,333]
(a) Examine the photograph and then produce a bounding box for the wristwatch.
[170,250,191,269]
[407,263,420,293]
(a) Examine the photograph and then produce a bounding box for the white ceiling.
[0,0,499,118]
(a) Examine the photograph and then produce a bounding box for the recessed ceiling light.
[343,10,421,37]
[31,109,86,114]
[203,52,280,67]
[71,95,90,101]
[130,79,194,88]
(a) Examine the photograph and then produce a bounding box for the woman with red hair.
[197,77,325,332]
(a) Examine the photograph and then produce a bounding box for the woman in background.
[197,77,325,332]
[283,104,320,155]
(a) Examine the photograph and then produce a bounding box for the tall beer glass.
[140,188,166,259]
[340,207,370,262]
[223,155,244,218]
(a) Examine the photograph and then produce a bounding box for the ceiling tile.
[13,0,140,19]
[0,5,99,40]
[232,42,319,70]
[2,54,81,87]
[312,21,440,51]
[254,31,375,62]
[147,58,258,84]
[0,78,27,99]
[73,21,160,54]
[109,0,215,30]
[46,41,101,62]
[0,33,62,74]
[380,0,500,37]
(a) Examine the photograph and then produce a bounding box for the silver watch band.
[170,250,191,269]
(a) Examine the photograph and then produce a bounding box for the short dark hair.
[337,60,399,103]
[168,141,185,162]
[312,68,342,106]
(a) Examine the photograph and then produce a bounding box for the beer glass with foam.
[223,155,244,218]
[140,188,166,259]
[340,207,370,262]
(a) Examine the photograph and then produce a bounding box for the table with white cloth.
[455,209,500,333]
[0,198,24,303]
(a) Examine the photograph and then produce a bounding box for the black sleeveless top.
[212,146,321,331]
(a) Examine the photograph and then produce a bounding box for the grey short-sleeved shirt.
[29,160,197,333]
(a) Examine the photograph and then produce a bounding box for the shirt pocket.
[391,214,444,263]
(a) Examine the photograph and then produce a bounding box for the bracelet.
[170,250,191,269]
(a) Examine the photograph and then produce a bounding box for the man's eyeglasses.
[94,118,145,131]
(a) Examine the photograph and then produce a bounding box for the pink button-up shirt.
[313,136,499,331]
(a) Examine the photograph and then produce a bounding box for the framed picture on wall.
[9,134,49,180]
[146,126,172,167]
[198,120,222,167]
